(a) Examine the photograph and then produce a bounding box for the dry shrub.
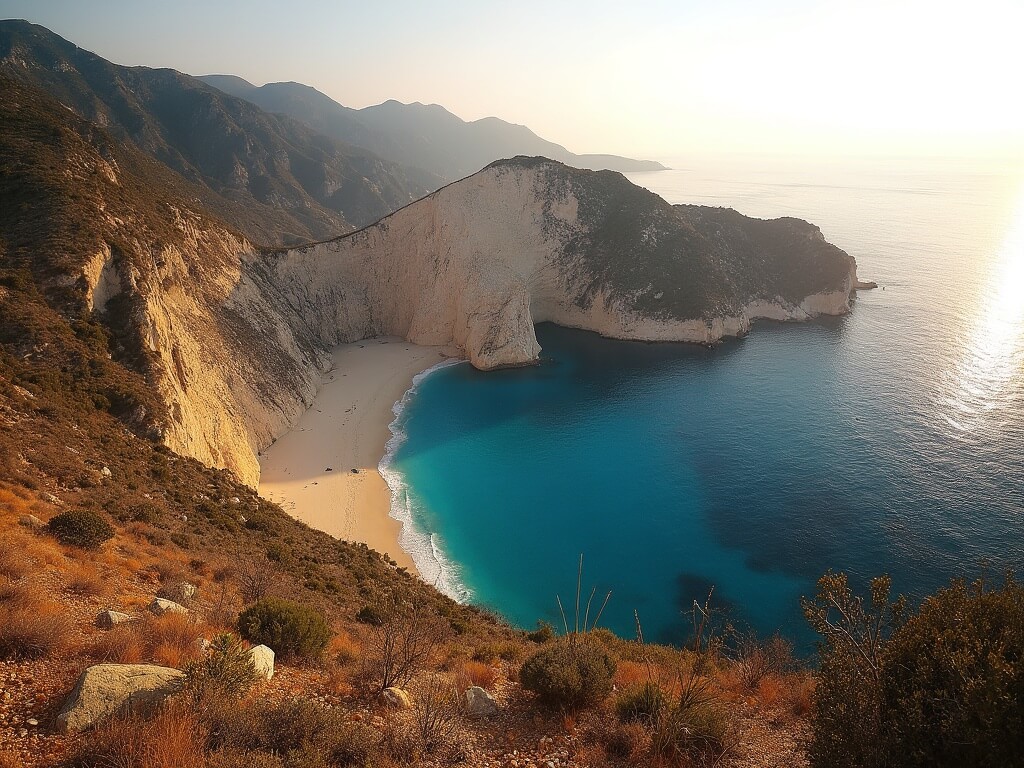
[0,601,70,660]
[0,750,24,768]
[329,631,360,665]
[146,613,206,668]
[460,660,498,690]
[0,539,32,579]
[92,623,146,664]
[71,704,207,768]
[0,577,36,608]
[66,562,109,597]
[603,722,651,762]
[205,750,284,768]
[613,660,650,689]
[779,672,814,719]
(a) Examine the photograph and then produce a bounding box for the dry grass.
[91,613,209,668]
[329,631,360,665]
[0,751,25,768]
[65,561,109,597]
[146,613,207,668]
[602,721,651,763]
[0,540,33,580]
[0,601,70,659]
[71,704,207,768]
[460,660,499,690]
[92,623,147,663]
[613,660,651,689]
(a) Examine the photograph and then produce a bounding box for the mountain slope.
[199,76,667,182]
[0,20,437,245]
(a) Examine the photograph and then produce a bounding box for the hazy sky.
[2,0,1021,159]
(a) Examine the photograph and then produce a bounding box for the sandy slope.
[258,338,455,572]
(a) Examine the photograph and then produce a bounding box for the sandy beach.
[258,338,456,572]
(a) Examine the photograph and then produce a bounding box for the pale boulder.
[95,610,133,629]
[56,664,184,733]
[149,597,187,616]
[465,685,498,717]
[156,581,197,605]
[248,644,274,680]
[381,687,412,709]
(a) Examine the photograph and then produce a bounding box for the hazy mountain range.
[199,74,667,182]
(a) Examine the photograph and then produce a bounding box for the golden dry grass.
[329,631,360,665]
[460,660,499,690]
[0,600,71,659]
[65,561,110,597]
[92,623,147,664]
[73,704,207,768]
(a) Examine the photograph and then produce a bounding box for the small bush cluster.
[0,576,70,660]
[520,636,616,710]
[238,597,332,659]
[184,633,256,703]
[47,509,114,549]
[616,681,667,725]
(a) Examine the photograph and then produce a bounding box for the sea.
[380,153,1024,649]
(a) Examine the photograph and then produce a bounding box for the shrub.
[66,562,108,596]
[69,704,206,768]
[461,660,498,689]
[363,600,446,692]
[651,699,732,767]
[879,576,1024,767]
[520,636,616,710]
[603,722,650,762]
[527,620,555,644]
[616,681,666,725]
[46,509,114,549]
[238,597,331,659]
[92,623,146,663]
[147,612,206,668]
[184,633,256,703]
[0,602,70,659]
[355,604,384,626]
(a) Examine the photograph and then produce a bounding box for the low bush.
[238,597,332,659]
[69,703,207,768]
[0,602,69,659]
[65,562,108,596]
[520,636,616,710]
[603,722,651,762]
[184,633,255,703]
[92,623,146,664]
[651,700,733,767]
[461,660,498,689]
[147,612,206,668]
[46,509,114,549]
[616,681,666,725]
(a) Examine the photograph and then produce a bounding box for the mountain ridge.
[0,20,440,245]
[198,73,668,182]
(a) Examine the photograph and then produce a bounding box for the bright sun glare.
[948,187,1024,429]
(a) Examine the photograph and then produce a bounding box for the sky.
[1,0,1022,160]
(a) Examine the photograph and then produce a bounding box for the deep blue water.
[386,155,1024,649]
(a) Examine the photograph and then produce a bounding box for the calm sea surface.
[384,154,1024,648]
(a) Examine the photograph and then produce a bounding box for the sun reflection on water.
[944,187,1024,432]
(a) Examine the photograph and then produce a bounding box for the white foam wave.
[378,358,473,602]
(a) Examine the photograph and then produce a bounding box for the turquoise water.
[386,154,1024,648]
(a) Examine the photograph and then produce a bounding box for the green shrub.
[651,700,731,767]
[183,633,255,703]
[519,636,616,710]
[355,605,383,626]
[237,598,331,659]
[46,509,114,549]
[526,620,555,644]
[616,681,666,725]
[879,577,1024,767]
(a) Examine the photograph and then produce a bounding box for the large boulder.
[18,514,45,531]
[248,644,274,680]
[381,687,412,709]
[95,610,133,629]
[465,685,498,717]
[56,664,184,733]
[149,597,187,616]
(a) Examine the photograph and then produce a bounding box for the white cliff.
[82,158,856,486]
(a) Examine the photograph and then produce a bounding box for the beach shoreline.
[258,338,459,573]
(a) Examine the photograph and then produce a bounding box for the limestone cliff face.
[263,158,857,369]
[79,158,857,486]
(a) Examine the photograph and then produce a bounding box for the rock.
[18,514,45,531]
[229,496,241,504]
[100,466,112,478]
[56,663,184,733]
[156,581,196,604]
[27,718,38,726]
[149,597,187,616]
[381,687,412,709]
[248,644,274,680]
[95,610,133,629]
[855,279,879,290]
[465,685,498,717]
[195,638,211,653]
